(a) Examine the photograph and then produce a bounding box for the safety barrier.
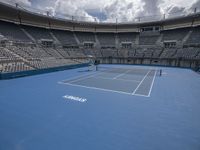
[0,63,89,80]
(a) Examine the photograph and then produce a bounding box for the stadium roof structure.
[0,1,200,33]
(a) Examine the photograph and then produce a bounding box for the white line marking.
[59,80,150,98]
[133,93,150,97]
[68,69,125,83]
[93,76,140,83]
[59,69,119,82]
[59,82,132,95]
[112,70,131,79]
[68,74,95,83]
[131,69,152,95]
[147,69,157,97]
[59,82,150,97]
[61,71,98,83]
[58,67,156,98]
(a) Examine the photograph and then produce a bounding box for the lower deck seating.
[160,49,177,58]
[118,49,129,57]
[176,48,200,59]
[67,49,86,57]
[0,47,21,62]
[101,49,118,57]
[0,46,89,73]
[0,62,33,73]
[28,58,79,69]
[0,44,199,74]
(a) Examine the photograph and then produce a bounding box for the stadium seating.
[96,33,116,46]
[28,58,79,69]
[101,49,118,57]
[76,32,95,43]
[186,27,200,45]
[0,47,21,62]
[0,62,33,73]
[118,49,129,57]
[118,32,138,43]
[67,49,86,57]
[139,35,159,45]
[22,25,53,41]
[52,30,77,45]
[0,19,200,74]
[162,28,189,42]
[0,20,31,42]
[176,48,200,59]
[160,48,177,58]
[0,44,88,73]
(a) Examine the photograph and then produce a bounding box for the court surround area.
[0,65,200,150]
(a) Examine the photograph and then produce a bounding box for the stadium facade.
[0,2,200,79]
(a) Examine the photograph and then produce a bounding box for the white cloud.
[47,0,99,21]
[103,0,144,22]
[17,0,31,6]
[160,0,198,15]
[2,0,200,22]
[0,0,31,6]
[190,0,200,12]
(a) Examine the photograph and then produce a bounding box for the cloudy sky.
[1,0,200,22]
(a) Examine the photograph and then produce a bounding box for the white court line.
[68,69,126,84]
[112,70,131,79]
[58,69,117,83]
[134,93,150,98]
[59,81,149,97]
[61,71,99,83]
[132,69,152,95]
[68,74,96,84]
[59,82,133,95]
[58,68,154,98]
[147,69,157,97]
[93,76,140,83]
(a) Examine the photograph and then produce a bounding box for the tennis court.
[59,66,157,97]
[1,65,200,150]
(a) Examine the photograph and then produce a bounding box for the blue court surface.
[0,64,200,150]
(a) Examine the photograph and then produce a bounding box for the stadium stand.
[67,48,86,57]
[118,32,138,43]
[22,25,53,41]
[0,1,200,77]
[96,33,116,46]
[185,26,200,45]
[101,48,118,57]
[52,30,77,45]
[118,49,129,57]
[0,46,20,62]
[160,48,177,58]
[76,32,95,43]
[0,62,33,73]
[162,28,189,42]
[0,20,31,42]
[176,48,200,59]
[139,35,160,45]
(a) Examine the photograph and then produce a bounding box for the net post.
[159,69,162,76]
[94,60,100,71]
